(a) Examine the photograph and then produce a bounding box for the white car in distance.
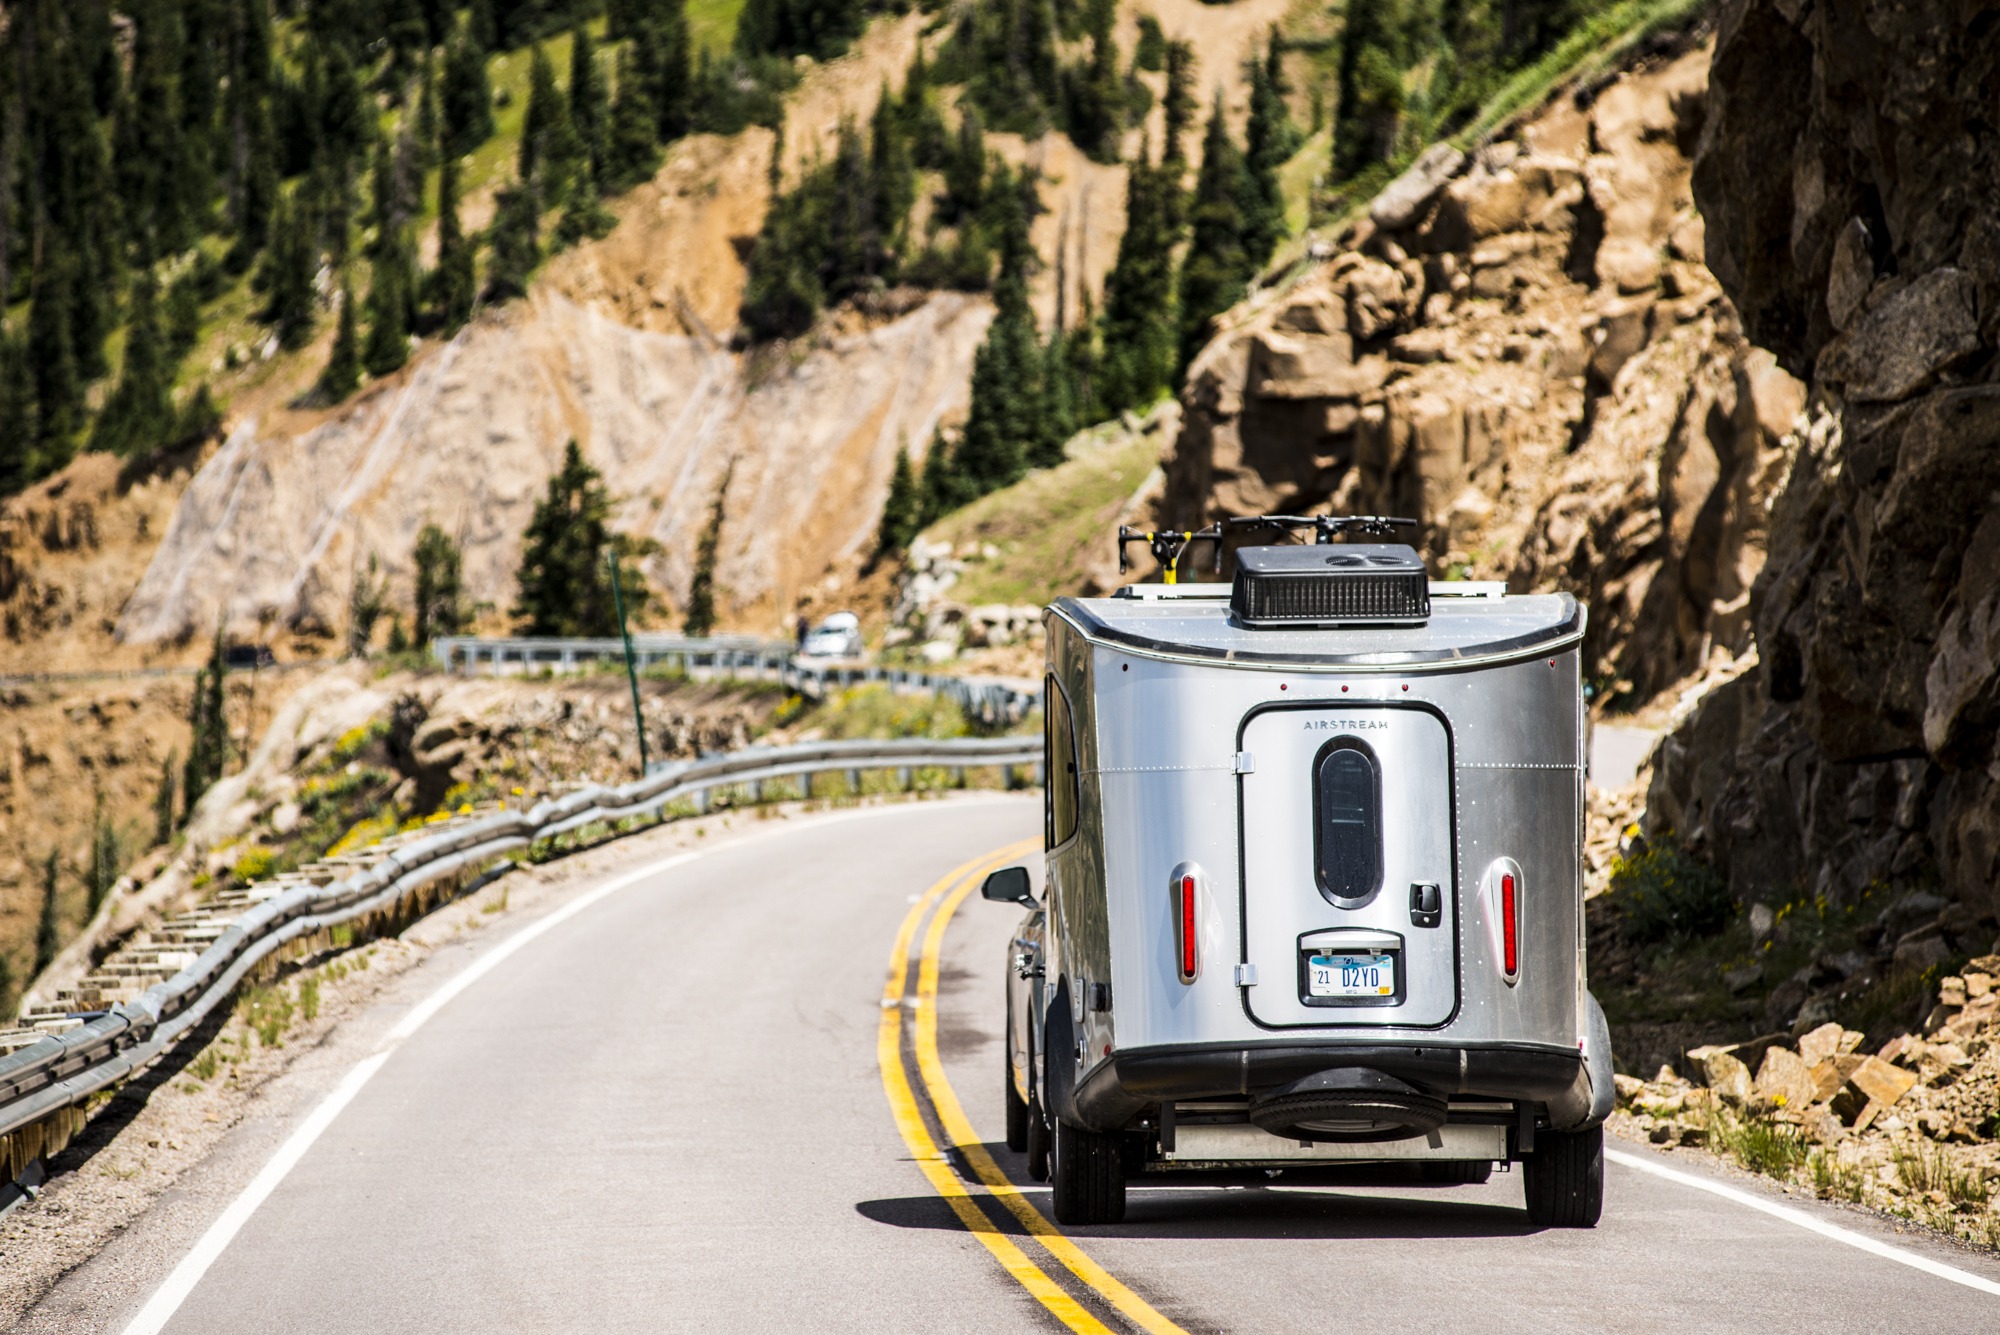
[800,611,864,659]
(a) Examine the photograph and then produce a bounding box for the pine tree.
[520,44,582,201]
[412,522,469,643]
[92,271,175,458]
[0,332,36,491]
[154,748,179,844]
[1065,0,1125,162]
[1034,325,1078,467]
[165,270,204,359]
[513,440,653,636]
[348,552,388,655]
[114,0,195,264]
[363,241,415,376]
[569,21,610,182]
[183,627,230,811]
[468,0,498,52]
[651,1,694,142]
[1333,0,1399,179]
[870,82,915,256]
[318,280,362,401]
[897,42,949,169]
[954,276,1034,496]
[442,27,496,156]
[604,46,662,190]
[485,179,541,299]
[228,80,282,272]
[1162,40,1196,167]
[428,155,478,332]
[1176,97,1249,375]
[1241,31,1298,269]
[555,177,618,247]
[259,198,320,350]
[1097,144,1179,415]
[28,247,84,456]
[876,442,920,555]
[942,106,986,222]
[917,428,964,527]
[682,466,729,637]
[87,790,118,915]
[34,851,61,975]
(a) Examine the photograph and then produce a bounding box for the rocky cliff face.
[113,291,990,649]
[1160,38,1805,702]
[1648,0,2000,931]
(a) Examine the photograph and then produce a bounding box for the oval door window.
[1313,739,1383,907]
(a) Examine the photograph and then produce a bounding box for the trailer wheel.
[1026,1097,1051,1182]
[1522,1124,1603,1227]
[1420,1159,1494,1185]
[1004,1057,1030,1153]
[1050,1118,1125,1225]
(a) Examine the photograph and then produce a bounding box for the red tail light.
[1501,872,1518,979]
[1180,875,1197,979]
[1170,863,1201,984]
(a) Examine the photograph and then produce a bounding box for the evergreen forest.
[0,0,1651,547]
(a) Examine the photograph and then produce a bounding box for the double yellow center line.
[877,842,1189,1334]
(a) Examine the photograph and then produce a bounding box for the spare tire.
[1249,1067,1447,1144]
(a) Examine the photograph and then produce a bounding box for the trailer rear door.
[1238,703,1457,1028]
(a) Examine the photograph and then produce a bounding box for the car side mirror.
[980,866,1036,907]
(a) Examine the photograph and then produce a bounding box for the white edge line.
[122,797,1027,1335]
[1606,1147,2000,1299]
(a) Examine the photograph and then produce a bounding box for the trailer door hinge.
[1234,963,1259,987]
[1234,751,1256,774]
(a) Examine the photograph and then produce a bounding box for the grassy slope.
[919,423,1161,607]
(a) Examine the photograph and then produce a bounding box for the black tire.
[1026,1098,1051,1182]
[1523,1124,1603,1227]
[1050,1117,1125,1225]
[1004,1059,1030,1153]
[1420,1159,1494,1185]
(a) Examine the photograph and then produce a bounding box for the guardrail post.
[846,767,862,793]
[897,765,913,790]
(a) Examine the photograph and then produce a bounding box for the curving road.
[18,796,2000,1332]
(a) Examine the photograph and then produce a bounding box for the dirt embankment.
[0,665,322,1015]
[12,662,791,1017]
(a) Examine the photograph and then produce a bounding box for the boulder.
[1845,1055,1918,1109]
[1370,143,1465,231]
[1697,1048,1753,1107]
[1753,1046,1816,1110]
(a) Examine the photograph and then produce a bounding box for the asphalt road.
[20,795,2000,1333]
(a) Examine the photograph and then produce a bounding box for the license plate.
[1307,952,1395,998]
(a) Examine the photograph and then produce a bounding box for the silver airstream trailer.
[983,517,1613,1227]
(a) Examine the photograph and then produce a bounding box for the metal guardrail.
[432,635,1040,730]
[0,736,1041,1153]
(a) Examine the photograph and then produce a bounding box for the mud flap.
[1043,993,1080,1127]
[1547,991,1615,1132]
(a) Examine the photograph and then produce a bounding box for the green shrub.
[1608,837,1730,944]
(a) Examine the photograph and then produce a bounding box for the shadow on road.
[856,1187,1541,1240]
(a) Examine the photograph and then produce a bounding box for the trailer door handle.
[1410,882,1442,928]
